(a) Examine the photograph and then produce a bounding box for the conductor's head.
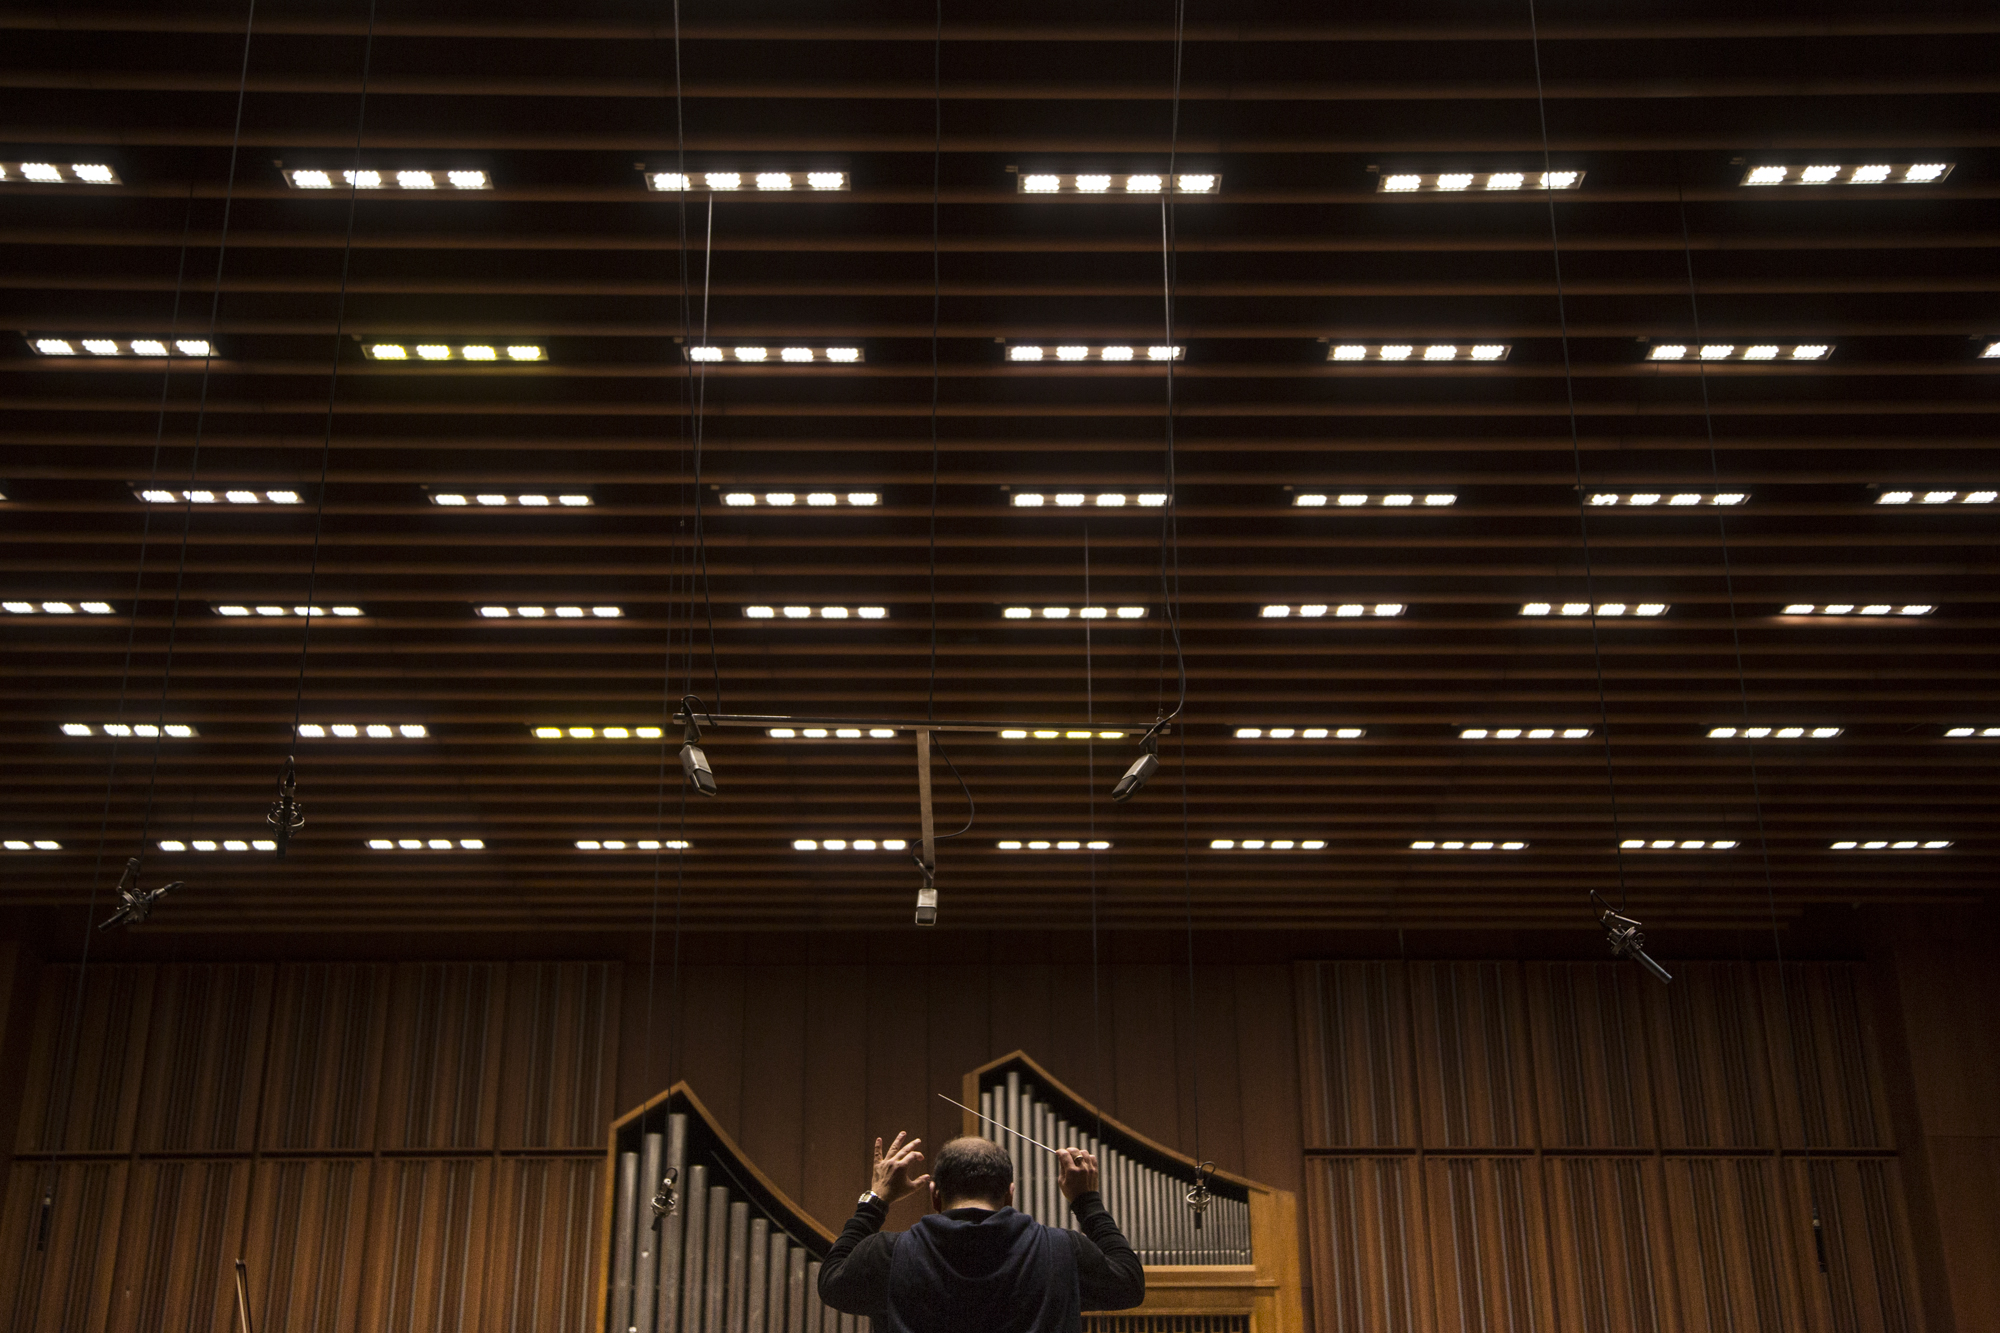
[929,1136,1016,1212]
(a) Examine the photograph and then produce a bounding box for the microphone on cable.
[266,754,304,857]
[99,856,182,930]
[1185,1161,1216,1230]
[1111,724,1163,804]
[651,1166,680,1228]
[678,696,717,798]
[1591,890,1672,985]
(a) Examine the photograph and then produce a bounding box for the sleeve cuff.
[1067,1190,1105,1218]
[855,1197,890,1226]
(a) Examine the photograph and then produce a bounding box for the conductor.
[818,1131,1145,1333]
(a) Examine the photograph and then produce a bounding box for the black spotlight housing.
[1111,727,1162,804]
[678,697,717,797]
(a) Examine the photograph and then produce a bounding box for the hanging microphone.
[1185,1161,1215,1230]
[1591,890,1672,984]
[651,1166,680,1228]
[99,857,182,930]
[266,755,304,857]
[1111,723,1164,804]
[678,697,718,797]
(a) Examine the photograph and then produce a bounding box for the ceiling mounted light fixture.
[1008,491,1170,509]
[476,605,623,619]
[1873,489,1996,506]
[997,728,1128,741]
[644,169,849,192]
[62,722,198,737]
[722,490,880,507]
[365,838,486,851]
[1232,726,1365,740]
[1001,606,1149,621]
[533,725,667,740]
[1944,727,2000,738]
[1324,343,1509,362]
[1258,603,1405,619]
[3,600,115,616]
[1411,839,1529,851]
[1006,344,1183,362]
[157,837,278,852]
[1377,170,1581,193]
[211,604,363,619]
[1829,839,1953,851]
[1646,342,1830,362]
[791,838,911,852]
[1707,725,1843,739]
[284,167,489,190]
[1779,603,1934,617]
[3,839,64,851]
[1293,491,1456,507]
[296,723,427,739]
[32,336,213,358]
[742,605,887,620]
[1588,491,1747,507]
[1207,838,1327,851]
[686,345,864,363]
[2,161,120,185]
[575,838,691,850]
[360,341,544,362]
[1519,602,1668,617]
[995,839,1114,850]
[428,490,592,508]
[1015,172,1217,195]
[768,726,901,739]
[1620,838,1740,850]
[133,485,303,505]
[1739,162,1951,187]
[1459,727,1594,740]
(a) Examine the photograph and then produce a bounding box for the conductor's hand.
[870,1132,930,1202]
[1057,1147,1099,1202]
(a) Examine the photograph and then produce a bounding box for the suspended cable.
[1084,526,1105,1144]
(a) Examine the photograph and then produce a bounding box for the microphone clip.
[1185,1161,1215,1230]
[99,857,182,930]
[266,755,305,857]
[651,1166,680,1228]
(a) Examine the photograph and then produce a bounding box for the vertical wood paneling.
[134,965,272,1154]
[498,962,618,1150]
[864,963,929,1233]
[1662,1157,1796,1333]
[1542,1157,1672,1333]
[1298,962,1414,1148]
[1422,1156,1550,1333]
[1110,964,1183,1149]
[107,1160,250,1333]
[1787,1158,1921,1333]
[1410,964,1535,1149]
[259,963,390,1151]
[1647,965,1778,1150]
[365,1158,492,1333]
[0,1160,129,1331]
[1526,964,1656,1149]
[1233,964,1305,1198]
[487,1157,602,1333]
[378,964,505,1150]
[1306,1157,1428,1333]
[1770,966,1891,1152]
[17,965,152,1153]
[799,960,867,1231]
[741,962,810,1198]
[243,1158,374,1333]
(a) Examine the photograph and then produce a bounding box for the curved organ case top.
[963,1052,1303,1333]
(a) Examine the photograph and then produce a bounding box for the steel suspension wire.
[1525,0,1633,909]
[1084,527,1105,1143]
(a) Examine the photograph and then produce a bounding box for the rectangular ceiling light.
[1874,489,1996,505]
[1007,344,1183,363]
[157,837,278,852]
[533,725,666,739]
[1646,343,1830,362]
[743,605,887,620]
[429,490,593,507]
[133,485,303,505]
[3,839,64,850]
[1519,602,1668,617]
[1945,727,2000,738]
[1010,491,1169,509]
[1379,170,1581,193]
[687,345,864,363]
[1208,838,1327,850]
[1459,727,1593,740]
[62,722,198,737]
[297,723,427,738]
[212,604,363,618]
[995,840,1113,851]
[1830,839,1953,850]
[1002,606,1149,620]
[1232,726,1365,739]
[1589,491,1747,507]
[1411,840,1528,851]
[361,342,545,362]
[1260,603,1405,618]
[285,168,491,190]
[1779,603,1934,617]
[1017,173,1216,195]
[366,838,486,850]
[1707,725,1843,739]
[723,490,881,507]
[645,170,849,192]
[1620,838,1741,850]
[2,161,120,185]
[998,728,1129,740]
[1326,343,1509,362]
[31,336,213,357]
[4,600,115,615]
[576,838,691,850]
[792,838,911,851]
[1740,163,1951,187]
[1294,492,1455,507]
[477,605,623,619]
[769,726,901,739]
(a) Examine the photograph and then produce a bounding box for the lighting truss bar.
[285,168,490,190]
[1459,727,1594,740]
[1325,343,1508,362]
[476,605,623,619]
[4,600,114,615]
[996,840,1112,851]
[1621,838,1740,850]
[1002,606,1149,621]
[672,712,1159,737]
[1379,170,1581,193]
[1646,343,1829,362]
[158,838,277,852]
[1009,491,1168,509]
[213,604,364,618]
[1208,839,1327,850]
[1588,491,1746,507]
[724,490,880,507]
[297,723,427,738]
[687,345,863,363]
[1707,726,1843,739]
[2,840,63,851]
[997,728,1128,740]
[1293,492,1455,507]
[533,725,665,739]
[771,726,900,739]
[1007,344,1183,362]
[792,838,911,851]
[361,341,545,362]
[366,838,486,850]
[62,722,197,737]
[1411,840,1528,851]
[1740,163,1951,187]
[1780,603,1934,617]
[429,490,592,507]
[1874,489,1996,505]
[1232,726,1365,739]
[1830,839,1953,850]
[1259,603,1405,618]
[134,486,302,505]
[2,161,119,184]
[1519,602,1668,617]
[645,169,849,192]
[744,605,887,620]
[32,336,213,357]
[1945,727,2000,738]
[576,839,690,850]
[1017,172,1216,195]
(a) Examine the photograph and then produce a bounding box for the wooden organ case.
[964,1053,1303,1333]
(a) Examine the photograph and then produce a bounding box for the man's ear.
[1006,1183,1016,1205]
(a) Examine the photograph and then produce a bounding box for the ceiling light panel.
[1829,839,1953,850]
[1646,343,1830,362]
[212,604,364,618]
[1944,727,2000,738]
[1739,163,1952,186]
[62,722,198,737]
[791,838,911,851]
[1707,726,1844,739]
[1259,604,1406,618]
[157,838,278,852]
[1325,343,1509,362]
[722,490,880,507]
[366,838,486,851]
[3,840,64,851]
[998,728,1129,740]
[742,605,887,620]
[1621,838,1741,850]
[645,170,849,192]
[1016,173,1217,195]
[995,840,1113,851]
[297,723,428,738]
[576,838,691,850]
[285,168,490,190]
[1232,726,1366,739]
[1293,492,1456,507]
[429,491,592,508]
[686,345,864,363]
[1207,839,1327,850]
[1001,606,1149,621]
[3,600,115,615]
[1519,602,1668,617]
[31,336,213,357]
[1588,491,1747,507]
[1779,603,1934,617]
[1006,344,1184,362]
[533,725,666,739]
[1459,727,1594,740]
[133,486,302,505]
[2,161,120,185]
[769,727,901,739]
[1874,489,1996,506]
[1009,491,1170,509]
[361,342,545,362]
[1378,170,1582,193]
[1411,840,1529,851]
[477,605,623,619]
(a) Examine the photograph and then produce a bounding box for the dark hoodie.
[818,1194,1144,1333]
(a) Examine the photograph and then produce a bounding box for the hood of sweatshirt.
[887,1207,1079,1333]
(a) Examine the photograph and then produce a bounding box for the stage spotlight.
[679,697,717,797]
[1111,726,1162,803]
[1591,890,1671,984]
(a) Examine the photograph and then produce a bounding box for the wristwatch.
[858,1190,883,1207]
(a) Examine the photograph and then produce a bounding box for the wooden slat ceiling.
[2,4,1996,934]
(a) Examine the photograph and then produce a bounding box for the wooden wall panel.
[496,962,618,1151]
[107,1160,250,1333]
[1297,962,1414,1149]
[243,1158,374,1333]
[1772,966,1892,1152]
[134,965,271,1154]
[259,963,390,1151]
[364,1158,492,1333]
[485,1157,602,1333]
[1788,1158,1921,1333]
[15,965,151,1154]
[377,964,506,1151]
[1527,964,1656,1149]
[1542,1157,1674,1333]
[0,1160,129,1331]
[1647,965,1780,1151]
[1305,1157,1428,1333]
[1662,1157,1797,1333]
[1421,1157,1550,1333]
[1409,964,1536,1149]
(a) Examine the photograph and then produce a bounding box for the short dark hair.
[932,1136,1014,1206]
